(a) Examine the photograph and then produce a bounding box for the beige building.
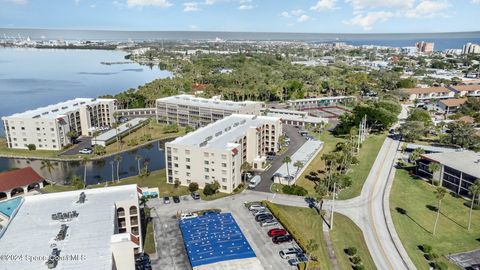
[462,43,480,54]
[165,114,282,193]
[156,95,264,127]
[0,185,142,270]
[450,84,480,97]
[402,87,455,101]
[2,98,116,150]
[416,41,434,53]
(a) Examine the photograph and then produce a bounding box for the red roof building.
[0,167,45,199]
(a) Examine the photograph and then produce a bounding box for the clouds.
[310,0,337,11]
[126,0,172,8]
[345,0,414,10]
[4,0,28,5]
[183,2,199,12]
[281,9,310,22]
[405,0,450,18]
[344,11,394,30]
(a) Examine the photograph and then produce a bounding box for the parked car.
[260,219,278,227]
[266,151,276,156]
[268,228,287,237]
[191,191,200,200]
[172,196,180,203]
[266,156,275,161]
[248,175,262,189]
[78,148,93,154]
[253,210,270,217]
[272,234,293,244]
[255,213,274,222]
[288,254,309,266]
[279,248,303,259]
[180,212,198,220]
[248,204,265,211]
[163,196,170,204]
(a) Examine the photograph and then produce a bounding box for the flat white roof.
[266,112,327,124]
[0,185,138,270]
[274,140,324,178]
[3,98,115,120]
[287,96,355,103]
[169,114,280,150]
[422,150,480,179]
[157,95,262,111]
[93,117,147,143]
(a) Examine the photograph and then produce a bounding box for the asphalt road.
[255,125,306,193]
[60,136,92,156]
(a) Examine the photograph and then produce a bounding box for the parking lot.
[147,192,303,270]
[60,136,92,156]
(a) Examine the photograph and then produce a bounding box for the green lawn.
[391,169,480,270]
[265,202,332,270]
[338,133,387,200]
[0,138,62,158]
[143,208,156,255]
[331,213,377,270]
[295,131,387,200]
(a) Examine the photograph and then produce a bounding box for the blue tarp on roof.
[179,212,256,268]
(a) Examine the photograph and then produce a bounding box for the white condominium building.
[0,185,143,270]
[165,114,282,193]
[2,98,116,150]
[156,95,264,127]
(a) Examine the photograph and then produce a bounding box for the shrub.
[282,184,308,196]
[27,144,36,151]
[419,244,432,254]
[424,252,438,261]
[345,247,358,256]
[349,256,362,265]
[352,265,365,270]
[174,180,181,188]
[464,201,480,210]
[435,261,448,270]
[203,182,219,196]
[233,183,244,193]
[188,182,199,192]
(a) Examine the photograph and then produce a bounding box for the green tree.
[400,121,426,142]
[188,182,199,192]
[27,144,36,151]
[428,162,441,185]
[468,180,480,231]
[240,162,252,183]
[93,145,106,156]
[66,130,78,144]
[407,108,432,126]
[40,160,57,180]
[409,148,425,164]
[305,239,318,269]
[283,156,292,184]
[70,175,84,190]
[433,187,447,235]
[293,160,304,177]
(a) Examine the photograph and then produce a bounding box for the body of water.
[0,47,171,135]
[0,141,166,185]
[1,28,480,51]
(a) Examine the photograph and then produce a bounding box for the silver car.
[260,219,278,227]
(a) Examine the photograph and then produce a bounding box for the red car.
[268,228,287,237]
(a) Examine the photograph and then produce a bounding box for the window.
[204,160,209,165]
[186,158,190,162]
[186,165,190,170]
[204,152,209,157]
[174,156,178,161]
[174,163,178,168]
[222,154,227,159]
[174,171,178,175]
[222,178,227,182]
[221,163,227,167]
[173,148,178,153]
[204,168,209,172]
[186,172,191,177]
[222,186,227,190]
[222,170,227,175]
[185,150,190,155]
[204,175,209,180]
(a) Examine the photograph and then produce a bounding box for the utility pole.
[330,182,336,230]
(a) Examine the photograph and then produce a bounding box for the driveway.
[255,125,306,193]
[60,136,92,156]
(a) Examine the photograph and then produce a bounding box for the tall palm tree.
[40,160,57,181]
[283,156,292,185]
[112,122,121,151]
[114,155,122,182]
[81,156,89,188]
[428,162,441,185]
[433,187,447,235]
[468,180,480,231]
[135,154,142,175]
[92,130,101,146]
[293,160,304,177]
[305,239,318,270]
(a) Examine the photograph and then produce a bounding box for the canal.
[0,141,166,185]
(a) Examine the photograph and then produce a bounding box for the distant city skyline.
[1,0,480,33]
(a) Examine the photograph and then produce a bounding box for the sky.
[1,0,480,33]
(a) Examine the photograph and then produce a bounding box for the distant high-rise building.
[462,43,480,54]
[415,41,434,53]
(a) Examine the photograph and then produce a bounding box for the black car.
[272,234,293,244]
[266,151,276,156]
[163,196,170,204]
[255,213,273,222]
[172,196,180,203]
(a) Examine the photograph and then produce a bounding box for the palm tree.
[240,162,252,183]
[114,155,122,182]
[92,130,101,146]
[112,122,121,151]
[66,130,78,144]
[135,154,142,175]
[305,239,318,270]
[283,156,292,185]
[40,160,57,181]
[293,160,304,177]
[81,156,89,188]
[109,160,115,183]
[433,187,447,235]
[126,123,133,137]
[468,180,480,231]
[428,162,441,185]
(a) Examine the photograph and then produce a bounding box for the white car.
[78,148,93,154]
[180,212,198,220]
[248,204,266,211]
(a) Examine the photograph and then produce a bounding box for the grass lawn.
[143,208,156,255]
[331,213,377,270]
[391,169,480,270]
[265,202,332,270]
[0,138,62,158]
[338,132,387,200]
[295,131,386,200]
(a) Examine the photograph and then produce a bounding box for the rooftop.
[287,96,355,103]
[3,98,115,120]
[0,185,139,270]
[0,167,44,192]
[402,87,451,95]
[93,117,147,143]
[179,212,258,269]
[266,112,327,124]
[439,98,467,107]
[157,95,262,111]
[275,140,324,178]
[169,114,280,150]
[451,84,480,92]
[422,150,480,179]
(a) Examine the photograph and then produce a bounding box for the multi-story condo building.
[0,185,142,270]
[156,95,264,127]
[462,43,480,54]
[2,98,116,150]
[416,41,434,53]
[286,96,356,109]
[165,114,282,193]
